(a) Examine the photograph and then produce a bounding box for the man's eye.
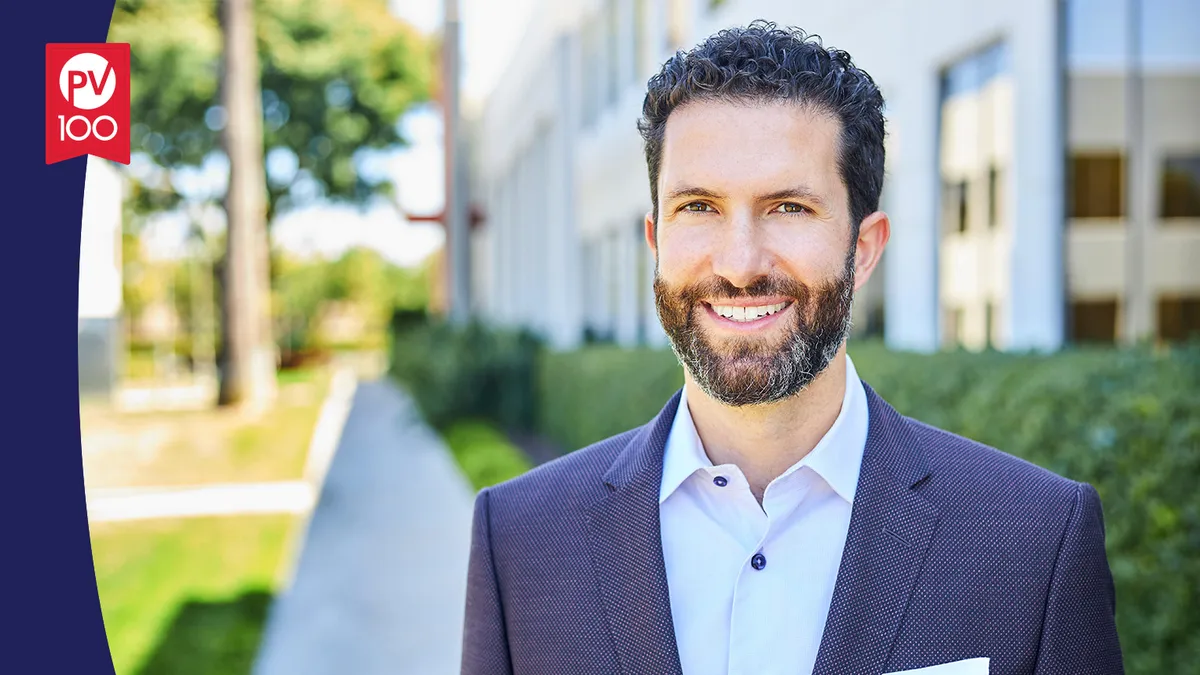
[681,202,713,213]
[774,202,809,214]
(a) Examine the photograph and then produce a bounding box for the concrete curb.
[84,365,359,526]
[86,481,315,523]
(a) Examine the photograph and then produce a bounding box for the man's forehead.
[658,99,845,205]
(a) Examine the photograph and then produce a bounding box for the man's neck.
[684,346,849,504]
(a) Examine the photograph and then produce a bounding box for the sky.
[132,0,537,269]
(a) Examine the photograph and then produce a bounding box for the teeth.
[711,302,788,322]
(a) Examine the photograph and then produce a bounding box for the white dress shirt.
[659,355,870,675]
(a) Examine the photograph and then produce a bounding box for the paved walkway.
[251,377,477,675]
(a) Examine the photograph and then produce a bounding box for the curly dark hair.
[638,20,886,235]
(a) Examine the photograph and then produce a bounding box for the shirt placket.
[725,469,814,675]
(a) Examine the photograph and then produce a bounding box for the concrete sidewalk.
[252,377,477,675]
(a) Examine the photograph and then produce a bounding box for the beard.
[653,249,856,407]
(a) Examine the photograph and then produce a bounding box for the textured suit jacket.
[460,381,1124,674]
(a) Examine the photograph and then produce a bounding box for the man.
[461,21,1123,675]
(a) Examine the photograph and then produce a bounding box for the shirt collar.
[659,354,869,505]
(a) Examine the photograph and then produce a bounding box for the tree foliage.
[272,246,432,359]
[109,0,435,221]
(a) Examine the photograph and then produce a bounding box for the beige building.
[467,0,1200,352]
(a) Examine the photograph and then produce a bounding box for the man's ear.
[644,211,657,258]
[853,211,890,292]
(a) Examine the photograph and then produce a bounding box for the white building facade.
[468,0,1200,352]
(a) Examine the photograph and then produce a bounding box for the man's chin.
[698,332,790,360]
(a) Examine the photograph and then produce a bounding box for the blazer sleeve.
[461,487,514,675]
[1033,481,1124,674]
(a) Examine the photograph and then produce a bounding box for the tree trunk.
[217,0,276,409]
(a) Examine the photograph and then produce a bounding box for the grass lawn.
[82,367,332,490]
[91,514,302,675]
[85,365,336,672]
[441,420,533,491]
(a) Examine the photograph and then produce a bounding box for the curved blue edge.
[9,0,118,672]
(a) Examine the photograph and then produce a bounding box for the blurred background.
[78,0,1198,673]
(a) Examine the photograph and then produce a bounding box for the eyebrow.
[663,185,725,202]
[755,186,830,211]
[663,184,830,211]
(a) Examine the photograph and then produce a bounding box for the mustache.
[667,273,813,306]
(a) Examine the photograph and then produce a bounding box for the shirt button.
[713,476,728,487]
[751,553,767,570]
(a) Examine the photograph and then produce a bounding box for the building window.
[1160,155,1200,219]
[987,164,1001,228]
[943,180,969,234]
[1158,296,1200,342]
[1069,153,1125,218]
[1070,299,1118,343]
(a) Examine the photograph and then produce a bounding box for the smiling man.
[461,21,1123,675]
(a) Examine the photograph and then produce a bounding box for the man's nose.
[710,211,771,290]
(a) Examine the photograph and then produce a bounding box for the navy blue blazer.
[461,381,1124,674]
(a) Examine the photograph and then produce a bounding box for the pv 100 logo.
[46,43,130,165]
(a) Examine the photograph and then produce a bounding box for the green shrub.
[389,315,543,432]
[534,338,1200,673]
[442,420,534,491]
[535,344,683,453]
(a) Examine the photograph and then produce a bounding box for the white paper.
[884,657,990,675]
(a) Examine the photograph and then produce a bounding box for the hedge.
[388,313,541,432]
[389,317,1199,672]
[533,339,1200,673]
[535,344,685,453]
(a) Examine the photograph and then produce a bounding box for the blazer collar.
[811,380,939,674]
[586,390,685,675]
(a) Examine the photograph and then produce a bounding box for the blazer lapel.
[812,381,941,675]
[584,390,684,675]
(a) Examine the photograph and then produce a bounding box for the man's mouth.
[701,299,793,328]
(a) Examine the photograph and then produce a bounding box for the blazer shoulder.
[481,425,645,519]
[902,414,1083,505]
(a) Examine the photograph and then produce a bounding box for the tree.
[217,0,273,406]
[109,0,434,405]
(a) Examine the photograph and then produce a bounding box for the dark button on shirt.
[751,553,767,570]
[713,475,728,487]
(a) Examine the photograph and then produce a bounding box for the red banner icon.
[46,42,130,165]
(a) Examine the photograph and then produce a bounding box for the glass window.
[1160,155,1200,218]
[942,180,969,234]
[987,164,1001,228]
[1158,296,1200,341]
[941,40,1009,101]
[1069,153,1125,218]
[1070,299,1119,343]
[1067,0,1200,70]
